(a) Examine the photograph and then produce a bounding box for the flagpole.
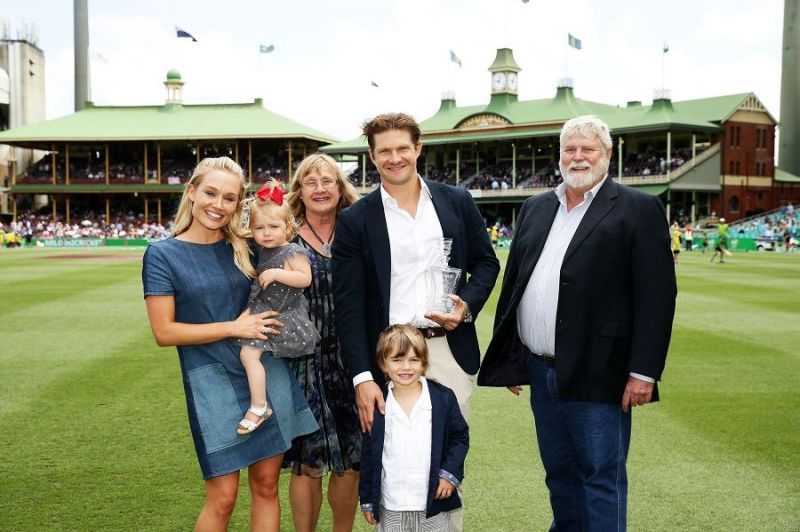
[448,53,452,93]
[257,46,262,101]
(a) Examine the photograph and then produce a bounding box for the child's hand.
[258,268,278,289]
[434,478,455,500]
[363,511,377,525]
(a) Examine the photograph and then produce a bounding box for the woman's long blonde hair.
[286,153,360,226]
[172,157,256,278]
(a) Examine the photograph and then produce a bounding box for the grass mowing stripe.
[673,300,800,356]
[1,248,798,530]
[0,273,150,418]
[0,340,193,531]
[0,262,142,315]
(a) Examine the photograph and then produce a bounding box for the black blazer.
[478,180,677,404]
[332,179,499,381]
[359,379,469,522]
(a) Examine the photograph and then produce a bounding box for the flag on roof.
[260,44,274,54]
[450,50,462,67]
[567,33,582,50]
[176,26,198,42]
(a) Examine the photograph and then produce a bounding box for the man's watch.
[462,302,473,323]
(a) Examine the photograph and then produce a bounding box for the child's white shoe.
[237,404,273,435]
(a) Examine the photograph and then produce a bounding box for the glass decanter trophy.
[425,238,462,314]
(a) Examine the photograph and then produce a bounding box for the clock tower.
[488,48,521,95]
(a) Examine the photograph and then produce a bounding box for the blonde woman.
[142,157,317,531]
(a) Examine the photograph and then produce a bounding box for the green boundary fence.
[33,238,151,248]
[21,236,784,252]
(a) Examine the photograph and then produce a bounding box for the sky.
[0,0,786,142]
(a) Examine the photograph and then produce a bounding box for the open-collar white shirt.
[381,376,433,511]
[381,176,444,329]
[352,177,445,388]
[516,176,653,382]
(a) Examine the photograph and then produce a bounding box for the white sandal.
[236,404,273,435]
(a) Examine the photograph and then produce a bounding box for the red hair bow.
[257,183,284,205]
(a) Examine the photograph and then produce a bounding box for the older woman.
[142,157,318,531]
[284,153,362,532]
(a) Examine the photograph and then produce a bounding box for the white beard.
[560,158,610,190]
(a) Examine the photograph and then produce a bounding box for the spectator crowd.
[0,211,171,247]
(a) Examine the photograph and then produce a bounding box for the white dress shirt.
[381,376,433,511]
[516,177,653,382]
[353,177,443,387]
[382,177,444,327]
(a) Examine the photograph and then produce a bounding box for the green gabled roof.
[323,87,619,154]
[421,102,486,132]
[604,93,764,132]
[0,100,338,147]
[505,87,619,124]
[427,87,619,132]
[604,102,716,132]
[321,88,775,155]
[775,167,800,183]
[669,92,775,124]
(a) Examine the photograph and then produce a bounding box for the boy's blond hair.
[375,324,430,373]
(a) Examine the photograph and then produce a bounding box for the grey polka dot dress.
[238,243,320,358]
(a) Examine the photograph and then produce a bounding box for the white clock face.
[508,73,518,90]
[492,72,506,90]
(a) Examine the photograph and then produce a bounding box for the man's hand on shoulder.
[621,375,654,413]
[355,380,385,434]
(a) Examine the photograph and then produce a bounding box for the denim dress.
[142,237,318,480]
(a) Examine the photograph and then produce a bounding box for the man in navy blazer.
[479,115,676,530]
[333,112,499,531]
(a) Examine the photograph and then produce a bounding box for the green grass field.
[0,248,798,531]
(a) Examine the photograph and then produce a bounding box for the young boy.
[359,324,469,531]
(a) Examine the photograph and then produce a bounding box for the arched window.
[728,195,740,212]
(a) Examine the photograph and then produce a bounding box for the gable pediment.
[457,113,511,130]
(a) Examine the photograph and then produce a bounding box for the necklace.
[306,221,334,257]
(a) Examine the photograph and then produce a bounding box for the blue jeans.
[528,357,632,532]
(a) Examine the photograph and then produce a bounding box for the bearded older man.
[479,115,676,531]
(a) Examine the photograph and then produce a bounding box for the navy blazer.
[478,180,677,404]
[332,179,499,381]
[359,379,469,522]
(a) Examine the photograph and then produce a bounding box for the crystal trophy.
[425,238,462,314]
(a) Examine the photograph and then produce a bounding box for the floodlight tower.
[779,0,800,175]
[74,0,90,111]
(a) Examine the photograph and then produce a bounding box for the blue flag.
[568,33,582,50]
[260,44,274,54]
[176,26,198,42]
[450,50,462,67]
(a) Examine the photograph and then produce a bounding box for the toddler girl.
[236,180,320,435]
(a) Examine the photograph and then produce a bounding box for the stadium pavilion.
[323,49,799,226]
[0,69,336,225]
[0,48,798,228]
